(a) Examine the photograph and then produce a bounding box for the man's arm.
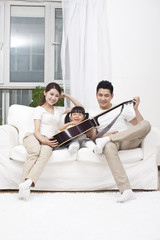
[86,128,97,140]
[130,97,144,125]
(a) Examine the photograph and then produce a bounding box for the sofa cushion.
[117,148,143,163]
[9,145,143,164]
[77,147,143,164]
[9,145,76,163]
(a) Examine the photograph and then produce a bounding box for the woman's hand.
[59,92,68,99]
[43,137,59,148]
[60,92,84,113]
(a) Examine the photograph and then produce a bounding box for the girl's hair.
[39,82,62,106]
[65,106,89,123]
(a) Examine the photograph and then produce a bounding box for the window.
[9,89,32,106]
[0,1,63,124]
[54,8,63,80]
[0,2,4,84]
[10,6,45,82]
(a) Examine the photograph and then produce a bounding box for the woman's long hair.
[39,82,62,106]
[65,106,89,123]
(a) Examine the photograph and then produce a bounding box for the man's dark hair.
[96,80,114,94]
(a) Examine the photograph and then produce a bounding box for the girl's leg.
[68,141,80,154]
[81,139,96,151]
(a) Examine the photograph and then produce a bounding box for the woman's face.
[70,112,85,124]
[44,88,60,106]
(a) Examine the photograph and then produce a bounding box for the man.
[91,80,151,203]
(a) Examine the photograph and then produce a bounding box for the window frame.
[0,0,63,124]
[3,0,63,89]
[0,2,4,84]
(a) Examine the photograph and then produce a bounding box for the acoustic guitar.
[51,100,133,148]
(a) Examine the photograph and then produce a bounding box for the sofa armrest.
[142,127,160,164]
[0,125,19,150]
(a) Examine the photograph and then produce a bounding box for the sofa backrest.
[7,104,132,145]
[7,104,35,145]
[7,104,67,145]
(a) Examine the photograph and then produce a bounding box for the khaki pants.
[103,120,151,193]
[21,133,52,186]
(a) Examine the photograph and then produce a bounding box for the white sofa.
[0,104,159,191]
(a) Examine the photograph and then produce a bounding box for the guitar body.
[51,100,133,148]
[51,118,97,147]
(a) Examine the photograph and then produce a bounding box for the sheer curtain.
[61,0,110,109]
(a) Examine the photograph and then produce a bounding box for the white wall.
[107,0,160,129]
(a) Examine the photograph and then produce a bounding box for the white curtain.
[61,0,110,109]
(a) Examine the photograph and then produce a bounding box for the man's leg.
[94,120,151,154]
[103,142,131,193]
[110,120,151,150]
[103,142,134,202]
[103,120,151,202]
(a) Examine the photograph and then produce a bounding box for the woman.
[18,82,83,200]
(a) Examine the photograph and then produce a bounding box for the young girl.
[18,82,83,200]
[59,106,96,154]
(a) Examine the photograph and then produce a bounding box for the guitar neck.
[93,100,133,124]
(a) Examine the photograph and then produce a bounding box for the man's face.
[96,88,113,110]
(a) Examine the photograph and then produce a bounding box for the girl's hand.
[69,121,77,126]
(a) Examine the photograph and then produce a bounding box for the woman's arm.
[34,119,58,148]
[60,92,84,114]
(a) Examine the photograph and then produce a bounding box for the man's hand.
[102,131,118,137]
[133,96,140,110]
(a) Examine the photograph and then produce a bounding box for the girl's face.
[44,88,60,106]
[70,112,85,124]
